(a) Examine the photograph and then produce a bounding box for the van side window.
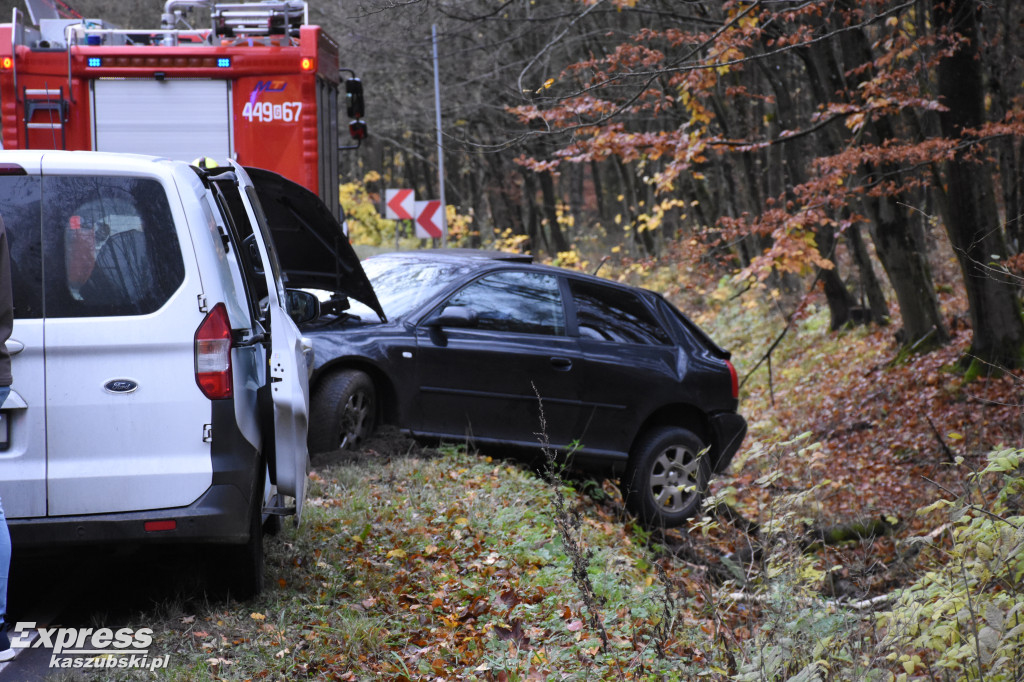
[0,175,43,319]
[42,176,185,318]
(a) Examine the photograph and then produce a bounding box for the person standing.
[0,213,14,662]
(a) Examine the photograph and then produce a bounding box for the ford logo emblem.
[104,379,139,394]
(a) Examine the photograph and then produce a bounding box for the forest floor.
[683,286,1023,602]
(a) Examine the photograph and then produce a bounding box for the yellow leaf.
[948,432,964,440]
[387,548,407,559]
[249,612,266,621]
[455,517,469,526]
[543,78,555,89]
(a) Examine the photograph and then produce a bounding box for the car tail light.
[726,360,739,399]
[195,303,233,399]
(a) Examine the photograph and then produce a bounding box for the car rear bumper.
[8,482,252,549]
[10,400,262,549]
[711,411,747,473]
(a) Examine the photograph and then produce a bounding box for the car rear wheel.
[208,471,265,599]
[623,426,710,528]
[309,369,376,453]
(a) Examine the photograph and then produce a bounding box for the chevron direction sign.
[385,188,414,220]
[415,200,444,239]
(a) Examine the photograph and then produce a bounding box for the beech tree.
[932,0,1024,369]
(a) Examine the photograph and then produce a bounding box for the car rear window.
[656,297,731,358]
[569,279,671,345]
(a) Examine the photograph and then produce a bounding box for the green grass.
[93,446,726,680]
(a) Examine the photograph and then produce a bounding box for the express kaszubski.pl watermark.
[10,622,170,671]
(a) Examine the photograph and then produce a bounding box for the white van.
[0,151,341,597]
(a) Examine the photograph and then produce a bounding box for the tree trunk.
[590,161,608,223]
[612,158,643,254]
[862,192,948,346]
[934,0,1024,369]
[539,171,570,254]
[757,56,858,328]
[844,225,890,325]
[520,169,543,253]
[829,20,950,346]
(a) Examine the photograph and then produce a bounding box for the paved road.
[1,546,205,681]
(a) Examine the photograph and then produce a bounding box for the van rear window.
[43,176,185,318]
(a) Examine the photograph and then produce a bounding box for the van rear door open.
[0,156,45,519]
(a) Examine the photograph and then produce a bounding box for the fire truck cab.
[0,0,365,221]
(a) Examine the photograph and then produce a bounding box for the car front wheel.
[622,426,710,528]
[309,369,377,453]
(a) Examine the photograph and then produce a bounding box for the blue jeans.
[0,384,10,630]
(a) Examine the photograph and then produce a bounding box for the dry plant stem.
[923,411,958,463]
[533,384,610,653]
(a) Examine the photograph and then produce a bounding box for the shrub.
[877,449,1024,681]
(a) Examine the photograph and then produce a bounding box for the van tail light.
[726,360,739,399]
[145,520,176,532]
[195,302,233,399]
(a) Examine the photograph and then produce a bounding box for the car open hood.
[245,166,385,322]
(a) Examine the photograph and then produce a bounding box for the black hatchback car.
[287,253,745,528]
[251,169,745,528]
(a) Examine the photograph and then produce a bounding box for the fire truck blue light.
[218,58,231,68]
[87,57,101,67]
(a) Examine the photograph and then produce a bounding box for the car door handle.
[550,356,573,371]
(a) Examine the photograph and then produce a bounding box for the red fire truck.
[0,0,365,220]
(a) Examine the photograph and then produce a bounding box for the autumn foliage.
[510,0,1024,367]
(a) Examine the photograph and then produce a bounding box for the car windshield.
[345,256,476,321]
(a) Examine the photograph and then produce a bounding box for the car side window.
[445,271,566,336]
[569,279,671,345]
[42,175,185,318]
[0,175,43,319]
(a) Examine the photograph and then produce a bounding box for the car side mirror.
[318,295,351,317]
[428,306,478,329]
[286,289,321,325]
